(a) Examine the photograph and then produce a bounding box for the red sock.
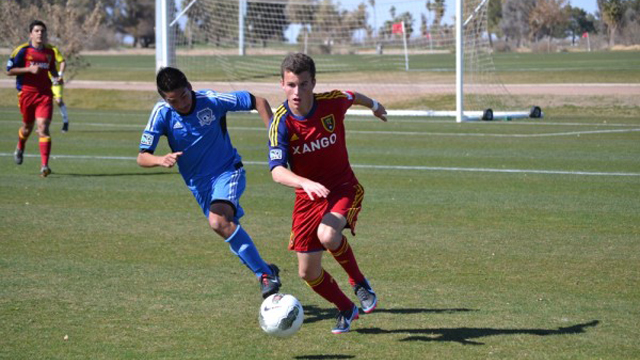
[17,128,28,151]
[329,236,365,287]
[306,269,353,312]
[39,136,51,167]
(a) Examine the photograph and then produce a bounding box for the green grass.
[23,50,638,83]
[1,101,639,359]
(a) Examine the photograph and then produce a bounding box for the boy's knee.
[208,213,234,236]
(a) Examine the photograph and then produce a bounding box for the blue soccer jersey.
[140,90,254,186]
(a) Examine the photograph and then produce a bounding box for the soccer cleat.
[14,148,24,165]
[353,278,377,313]
[260,264,281,299]
[40,165,52,178]
[332,304,359,334]
[61,123,69,133]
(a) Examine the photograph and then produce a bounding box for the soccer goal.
[155,0,541,122]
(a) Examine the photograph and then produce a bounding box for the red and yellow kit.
[268,90,365,252]
[7,42,57,94]
[7,42,57,122]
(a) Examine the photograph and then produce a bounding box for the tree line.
[2,0,639,55]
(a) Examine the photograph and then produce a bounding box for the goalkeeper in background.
[49,45,70,132]
[137,67,282,299]
[268,53,388,334]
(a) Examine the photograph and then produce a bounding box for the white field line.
[1,120,637,138]
[1,113,639,128]
[347,128,640,137]
[2,153,639,177]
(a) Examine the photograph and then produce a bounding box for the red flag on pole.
[425,32,431,40]
[392,22,404,34]
[582,32,589,38]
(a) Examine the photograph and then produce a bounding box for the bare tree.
[529,0,569,49]
[500,0,536,48]
[426,0,446,46]
[0,0,104,81]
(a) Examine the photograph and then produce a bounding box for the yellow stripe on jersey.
[315,90,347,101]
[10,43,30,58]
[269,105,287,147]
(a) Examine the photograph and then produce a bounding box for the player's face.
[30,25,47,47]
[161,86,192,114]
[281,70,315,116]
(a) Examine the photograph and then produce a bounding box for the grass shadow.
[294,356,355,360]
[355,320,600,345]
[55,171,174,177]
[303,305,476,325]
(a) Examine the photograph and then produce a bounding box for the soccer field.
[1,104,639,359]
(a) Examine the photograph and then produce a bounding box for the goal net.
[162,0,533,120]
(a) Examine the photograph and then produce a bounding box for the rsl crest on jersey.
[321,114,336,133]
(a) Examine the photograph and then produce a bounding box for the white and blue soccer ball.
[259,293,304,337]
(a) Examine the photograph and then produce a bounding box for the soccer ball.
[259,293,304,337]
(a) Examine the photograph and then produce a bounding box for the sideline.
[2,153,639,177]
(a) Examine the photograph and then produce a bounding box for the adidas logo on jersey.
[173,121,184,129]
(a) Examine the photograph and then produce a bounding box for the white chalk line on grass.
[2,153,638,177]
[347,128,640,137]
[1,120,637,138]
[1,111,640,127]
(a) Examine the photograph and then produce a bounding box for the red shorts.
[18,91,53,124]
[288,182,365,252]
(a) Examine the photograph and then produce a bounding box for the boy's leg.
[53,86,69,132]
[208,167,280,297]
[15,92,35,164]
[36,117,52,176]
[298,251,353,312]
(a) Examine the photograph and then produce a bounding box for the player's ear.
[187,82,193,91]
[311,78,316,89]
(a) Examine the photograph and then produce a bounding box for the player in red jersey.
[6,20,61,177]
[268,53,388,334]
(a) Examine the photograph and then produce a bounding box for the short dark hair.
[156,67,189,95]
[29,20,47,33]
[281,53,316,80]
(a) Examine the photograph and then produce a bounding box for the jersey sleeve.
[52,46,65,63]
[213,90,254,113]
[340,90,356,115]
[139,102,168,153]
[48,49,58,76]
[6,46,27,72]
[267,111,289,171]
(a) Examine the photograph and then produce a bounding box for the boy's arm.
[352,92,388,121]
[137,151,182,168]
[7,65,40,76]
[253,94,273,128]
[271,165,329,201]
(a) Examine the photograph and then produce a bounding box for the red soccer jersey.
[6,42,57,94]
[268,90,357,194]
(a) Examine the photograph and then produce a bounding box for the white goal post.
[156,0,540,122]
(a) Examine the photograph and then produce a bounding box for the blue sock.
[226,225,272,278]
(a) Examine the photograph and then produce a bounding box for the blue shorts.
[188,166,246,221]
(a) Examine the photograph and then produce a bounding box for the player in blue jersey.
[137,67,281,298]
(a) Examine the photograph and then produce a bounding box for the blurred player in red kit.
[6,20,61,177]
